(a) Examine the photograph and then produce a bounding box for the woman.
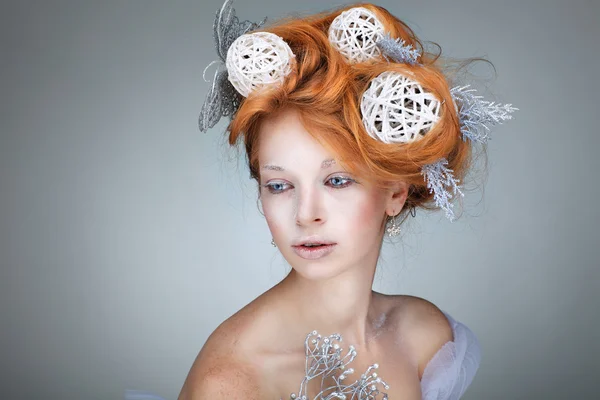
[179,108,476,400]
[130,0,516,398]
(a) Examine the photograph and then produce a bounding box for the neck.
[277,261,383,349]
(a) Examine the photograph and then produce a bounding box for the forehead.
[258,108,335,168]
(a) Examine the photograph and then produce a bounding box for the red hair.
[226,3,487,222]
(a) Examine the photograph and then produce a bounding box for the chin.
[287,257,349,281]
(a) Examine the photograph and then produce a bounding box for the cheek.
[265,215,282,235]
[262,197,289,235]
[336,191,385,232]
[329,202,381,252]
[357,200,385,232]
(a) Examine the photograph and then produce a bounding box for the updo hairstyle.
[226,3,487,223]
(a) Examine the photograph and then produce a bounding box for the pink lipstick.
[291,243,336,260]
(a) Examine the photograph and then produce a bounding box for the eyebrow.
[261,158,336,171]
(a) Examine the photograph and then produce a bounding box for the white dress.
[125,310,481,400]
[419,311,482,399]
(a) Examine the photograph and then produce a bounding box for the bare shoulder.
[178,289,287,399]
[178,361,260,400]
[178,302,268,399]
[386,294,454,380]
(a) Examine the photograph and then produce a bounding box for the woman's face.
[258,108,404,280]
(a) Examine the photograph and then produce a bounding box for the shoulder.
[178,306,267,399]
[389,295,454,380]
[178,361,261,400]
[177,362,260,399]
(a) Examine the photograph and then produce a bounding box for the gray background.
[1,0,598,399]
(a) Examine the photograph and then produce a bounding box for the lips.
[291,243,337,260]
[293,236,335,246]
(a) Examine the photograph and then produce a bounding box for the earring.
[386,213,401,237]
[271,238,277,247]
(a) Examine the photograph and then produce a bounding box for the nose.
[295,185,326,227]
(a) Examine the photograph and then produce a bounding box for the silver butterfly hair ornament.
[199,0,518,224]
[198,0,267,132]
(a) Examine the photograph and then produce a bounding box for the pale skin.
[178,108,454,399]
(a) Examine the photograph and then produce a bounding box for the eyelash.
[262,176,355,195]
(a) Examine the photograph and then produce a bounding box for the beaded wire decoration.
[198,0,518,223]
[285,330,390,400]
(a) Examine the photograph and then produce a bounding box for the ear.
[385,181,410,216]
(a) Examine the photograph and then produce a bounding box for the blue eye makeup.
[328,176,354,188]
[263,182,291,194]
[261,176,356,194]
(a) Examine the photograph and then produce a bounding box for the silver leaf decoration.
[376,33,420,65]
[451,85,518,143]
[421,158,464,222]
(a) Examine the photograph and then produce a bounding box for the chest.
[258,342,422,399]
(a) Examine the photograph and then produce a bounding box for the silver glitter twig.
[421,158,464,222]
[376,33,420,65]
[450,85,518,143]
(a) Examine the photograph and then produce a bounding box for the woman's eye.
[263,176,354,194]
[263,182,289,194]
[327,176,354,188]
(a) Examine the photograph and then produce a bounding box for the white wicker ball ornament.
[361,71,442,144]
[225,32,296,98]
[328,7,386,63]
